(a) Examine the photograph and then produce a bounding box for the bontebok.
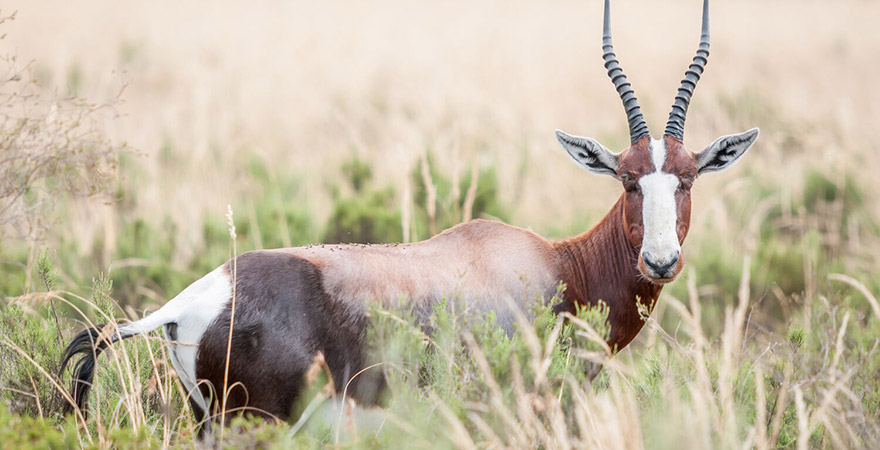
[61,0,758,432]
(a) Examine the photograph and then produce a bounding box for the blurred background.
[1,2,879,446]
[1,0,878,331]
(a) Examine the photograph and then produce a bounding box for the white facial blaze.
[639,139,681,267]
[650,137,667,172]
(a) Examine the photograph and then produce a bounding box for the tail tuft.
[60,324,124,414]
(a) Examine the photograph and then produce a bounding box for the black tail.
[60,324,133,414]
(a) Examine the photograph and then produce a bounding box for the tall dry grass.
[6,254,877,448]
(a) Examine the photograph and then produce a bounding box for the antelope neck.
[553,195,662,350]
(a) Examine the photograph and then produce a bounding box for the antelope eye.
[621,173,638,184]
[621,173,639,192]
[678,173,695,192]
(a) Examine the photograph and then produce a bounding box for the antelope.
[61,0,757,431]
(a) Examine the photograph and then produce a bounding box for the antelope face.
[555,0,759,284]
[557,129,759,284]
[621,137,693,283]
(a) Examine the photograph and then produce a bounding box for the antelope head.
[556,0,758,284]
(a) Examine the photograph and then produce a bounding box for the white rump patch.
[119,266,232,414]
[167,267,232,413]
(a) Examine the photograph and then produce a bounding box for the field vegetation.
[1,0,879,448]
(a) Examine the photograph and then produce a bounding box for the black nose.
[642,251,680,276]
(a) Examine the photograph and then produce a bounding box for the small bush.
[410,151,507,240]
[0,12,127,241]
[0,404,80,449]
[0,303,67,418]
[323,155,402,244]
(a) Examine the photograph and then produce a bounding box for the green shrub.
[0,404,80,449]
[410,151,508,240]
[0,303,67,418]
[359,292,609,446]
[323,187,402,244]
[323,156,402,244]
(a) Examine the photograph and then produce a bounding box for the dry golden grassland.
[0,0,878,448]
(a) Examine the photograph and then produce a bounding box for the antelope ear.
[555,129,620,178]
[695,128,759,175]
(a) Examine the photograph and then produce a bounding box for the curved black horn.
[665,0,710,142]
[602,0,649,144]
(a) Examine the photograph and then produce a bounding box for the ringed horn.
[665,0,710,142]
[602,0,649,144]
